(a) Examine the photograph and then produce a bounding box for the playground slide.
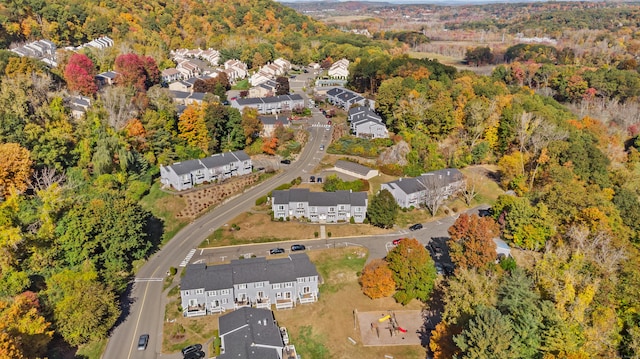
[398,327,407,333]
[378,315,391,322]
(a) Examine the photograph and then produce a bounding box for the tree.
[367,189,399,229]
[241,107,263,146]
[261,137,278,155]
[64,53,97,96]
[0,143,32,198]
[453,306,516,359]
[386,238,436,304]
[465,47,493,66]
[114,53,160,91]
[275,76,290,95]
[359,259,396,299]
[0,292,53,358]
[419,173,452,216]
[492,195,555,251]
[45,265,120,346]
[448,214,499,270]
[178,103,210,153]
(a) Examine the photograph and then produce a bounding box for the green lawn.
[231,79,249,90]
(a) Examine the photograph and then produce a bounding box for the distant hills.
[280,0,599,5]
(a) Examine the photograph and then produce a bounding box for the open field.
[408,50,496,75]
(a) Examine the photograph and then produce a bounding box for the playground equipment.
[376,312,407,337]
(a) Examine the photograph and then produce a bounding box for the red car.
[392,238,405,245]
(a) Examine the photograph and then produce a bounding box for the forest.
[1,0,640,358]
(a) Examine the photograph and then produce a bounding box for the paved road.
[103,106,330,359]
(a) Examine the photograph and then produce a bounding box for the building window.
[255,282,264,288]
[310,207,317,213]
[257,291,265,298]
[222,298,228,304]
[277,205,284,210]
[355,207,362,212]
[238,284,247,289]
[297,278,304,283]
[184,291,189,296]
[329,207,335,213]
[208,291,216,297]
[339,205,345,211]
[297,203,304,209]
[196,289,204,295]
[273,283,281,289]
[304,286,311,293]
[220,289,230,295]
[285,282,293,288]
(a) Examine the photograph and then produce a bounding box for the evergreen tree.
[367,189,399,229]
[454,306,516,359]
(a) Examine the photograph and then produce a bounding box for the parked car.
[269,248,285,255]
[392,238,404,245]
[291,244,306,252]
[137,334,149,351]
[182,344,203,356]
[319,145,324,151]
[409,223,423,231]
[435,263,444,275]
[310,176,315,182]
[184,350,205,359]
[280,159,291,164]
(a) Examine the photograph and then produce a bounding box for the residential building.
[493,238,512,258]
[259,115,291,137]
[66,96,92,119]
[333,160,379,180]
[224,59,248,82]
[218,307,298,359]
[170,90,207,106]
[271,188,368,223]
[249,71,272,87]
[11,39,57,66]
[249,79,277,98]
[96,71,118,87]
[231,94,304,115]
[325,87,373,110]
[348,106,389,139]
[180,253,319,316]
[176,59,202,79]
[328,58,349,79]
[85,36,114,49]
[381,169,465,209]
[161,68,182,83]
[273,58,292,72]
[160,150,252,191]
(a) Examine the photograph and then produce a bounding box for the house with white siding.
[348,106,389,139]
[160,150,252,191]
[271,188,368,223]
[231,94,304,115]
[180,253,319,317]
[326,87,373,110]
[381,169,465,209]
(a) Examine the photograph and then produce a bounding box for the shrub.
[314,231,319,238]
[327,232,332,238]
[255,195,268,206]
[169,267,177,276]
[350,217,355,224]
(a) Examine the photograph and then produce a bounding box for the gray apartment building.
[160,150,252,191]
[348,106,389,139]
[271,188,368,223]
[381,169,466,209]
[230,94,304,115]
[180,254,319,317]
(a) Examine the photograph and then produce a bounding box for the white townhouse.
[381,169,466,209]
[180,254,319,316]
[328,58,349,79]
[231,94,304,115]
[224,59,249,82]
[160,150,252,191]
[348,106,389,139]
[271,188,368,223]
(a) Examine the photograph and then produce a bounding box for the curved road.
[104,108,330,358]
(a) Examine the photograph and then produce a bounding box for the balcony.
[275,298,294,310]
[184,304,206,317]
[299,292,318,304]
[254,297,271,309]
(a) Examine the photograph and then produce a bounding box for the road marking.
[200,249,204,255]
[179,248,197,267]
[127,281,152,358]
[134,278,164,282]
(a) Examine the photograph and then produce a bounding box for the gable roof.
[272,188,367,207]
[164,151,250,176]
[218,307,283,359]
[167,159,206,176]
[259,116,290,126]
[181,253,318,291]
[334,160,375,177]
[383,168,464,195]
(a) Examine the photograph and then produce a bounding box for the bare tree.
[100,86,136,130]
[461,172,480,206]
[419,173,451,216]
[31,167,66,192]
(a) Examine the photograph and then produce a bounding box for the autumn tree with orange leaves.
[0,143,32,198]
[359,259,396,299]
[448,214,499,270]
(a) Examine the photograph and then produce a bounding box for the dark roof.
[218,308,283,359]
[181,263,233,291]
[181,253,318,290]
[235,94,302,107]
[334,160,374,177]
[168,159,206,176]
[170,90,190,99]
[272,188,367,207]
[259,116,290,126]
[383,168,464,195]
[98,71,117,79]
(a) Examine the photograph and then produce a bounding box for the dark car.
[182,344,203,356]
[269,248,285,255]
[409,223,423,231]
[280,159,291,164]
[184,350,206,359]
[291,244,306,252]
[137,334,149,351]
[392,238,404,245]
